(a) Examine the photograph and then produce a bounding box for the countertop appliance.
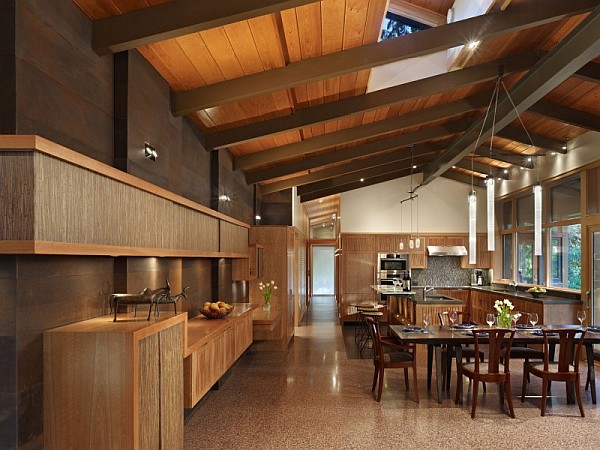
[377,253,409,272]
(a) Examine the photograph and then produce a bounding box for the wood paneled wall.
[220,221,249,254]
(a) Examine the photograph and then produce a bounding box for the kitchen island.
[385,291,464,326]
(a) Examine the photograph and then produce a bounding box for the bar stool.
[359,310,384,355]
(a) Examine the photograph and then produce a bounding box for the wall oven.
[377,253,409,272]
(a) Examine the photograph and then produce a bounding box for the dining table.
[389,324,600,404]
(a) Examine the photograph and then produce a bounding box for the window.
[380,12,429,41]
[517,193,534,227]
[502,201,513,230]
[502,234,513,279]
[517,231,545,285]
[549,224,581,289]
[550,176,580,221]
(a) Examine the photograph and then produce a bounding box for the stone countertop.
[471,286,581,305]
[370,285,415,295]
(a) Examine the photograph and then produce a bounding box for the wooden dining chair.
[438,311,485,390]
[455,328,516,419]
[521,328,586,417]
[502,312,544,375]
[365,316,419,403]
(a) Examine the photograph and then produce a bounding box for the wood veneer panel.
[0,152,34,240]
[219,221,249,254]
[159,323,184,449]
[138,333,160,450]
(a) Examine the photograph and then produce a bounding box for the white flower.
[271,280,275,284]
[274,286,278,290]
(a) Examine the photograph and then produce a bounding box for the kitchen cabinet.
[44,313,186,450]
[232,244,264,280]
[461,234,492,269]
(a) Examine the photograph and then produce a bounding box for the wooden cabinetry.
[461,234,492,269]
[232,244,264,280]
[184,304,253,408]
[44,313,186,450]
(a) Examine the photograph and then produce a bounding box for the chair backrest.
[438,310,470,326]
[365,316,383,361]
[472,328,516,374]
[540,328,586,372]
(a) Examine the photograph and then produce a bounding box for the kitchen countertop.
[370,285,415,295]
[471,286,581,305]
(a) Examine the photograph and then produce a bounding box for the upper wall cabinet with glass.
[550,177,581,222]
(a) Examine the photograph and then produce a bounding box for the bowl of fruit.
[526,286,546,298]
[200,301,234,319]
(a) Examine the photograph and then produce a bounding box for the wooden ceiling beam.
[495,127,566,153]
[297,155,435,196]
[234,94,488,170]
[92,0,318,55]
[259,144,442,194]
[388,0,446,27]
[299,166,486,202]
[528,101,600,132]
[422,5,600,185]
[172,0,599,114]
[207,53,539,149]
[441,171,488,188]
[244,120,470,184]
[452,160,498,176]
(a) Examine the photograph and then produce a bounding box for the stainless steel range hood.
[427,245,468,256]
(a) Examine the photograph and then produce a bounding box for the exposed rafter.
[441,171,488,188]
[495,127,566,153]
[422,4,600,185]
[234,95,487,170]
[528,101,600,132]
[259,144,442,194]
[207,53,540,149]
[244,120,469,183]
[296,154,435,196]
[172,0,599,114]
[92,0,319,55]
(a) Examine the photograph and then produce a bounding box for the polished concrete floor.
[185,297,600,449]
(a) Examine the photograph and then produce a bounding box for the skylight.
[380,12,430,41]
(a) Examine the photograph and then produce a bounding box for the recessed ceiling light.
[551,151,557,155]
[527,157,533,162]
[360,178,364,182]
[318,199,323,203]
[503,169,509,174]
[412,165,417,169]
[452,165,456,169]
[467,40,480,50]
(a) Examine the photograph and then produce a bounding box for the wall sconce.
[255,214,262,221]
[144,143,157,161]
[219,194,231,202]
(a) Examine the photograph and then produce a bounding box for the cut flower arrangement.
[258,280,277,311]
[494,298,514,328]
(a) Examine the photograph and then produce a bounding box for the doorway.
[311,245,335,297]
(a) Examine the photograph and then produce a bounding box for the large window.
[500,175,581,290]
[549,224,581,289]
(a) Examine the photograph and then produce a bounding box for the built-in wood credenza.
[0,135,249,257]
[184,304,254,408]
[44,312,187,450]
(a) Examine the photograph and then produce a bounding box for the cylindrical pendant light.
[468,190,477,265]
[486,175,495,251]
[534,182,542,255]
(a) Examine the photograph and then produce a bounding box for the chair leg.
[471,381,479,419]
[412,363,419,404]
[372,366,379,392]
[455,367,462,405]
[521,364,528,402]
[575,374,585,418]
[376,366,384,402]
[404,368,409,390]
[540,378,548,417]
[499,382,505,406]
[505,378,515,418]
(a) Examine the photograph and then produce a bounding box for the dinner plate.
[531,329,557,336]
[453,323,475,329]
[515,324,536,329]
[403,326,423,332]
[587,326,600,333]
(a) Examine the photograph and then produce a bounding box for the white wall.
[340,174,487,233]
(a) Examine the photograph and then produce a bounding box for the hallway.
[184,297,599,449]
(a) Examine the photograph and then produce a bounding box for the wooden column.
[0,0,16,134]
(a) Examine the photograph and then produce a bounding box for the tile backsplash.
[413,256,490,286]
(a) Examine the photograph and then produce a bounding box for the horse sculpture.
[111,279,190,322]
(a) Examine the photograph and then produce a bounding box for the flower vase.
[263,297,271,311]
[497,313,511,328]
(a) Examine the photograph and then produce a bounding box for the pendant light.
[399,146,420,251]
[468,189,477,265]
[399,201,404,250]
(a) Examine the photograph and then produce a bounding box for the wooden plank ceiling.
[74,0,600,215]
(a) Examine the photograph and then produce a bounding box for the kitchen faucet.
[509,280,518,292]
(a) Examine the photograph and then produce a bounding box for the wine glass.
[423,312,432,329]
[511,311,522,328]
[529,312,538,327]
[448,310,458,327]
[577,310,587,327]
[486,313,495,328]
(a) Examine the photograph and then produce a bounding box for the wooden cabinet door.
[158,323,183,450]
[427,236,446,246]
[447,235,466,246]
[342,252,375,294]
[410,250,427,269]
